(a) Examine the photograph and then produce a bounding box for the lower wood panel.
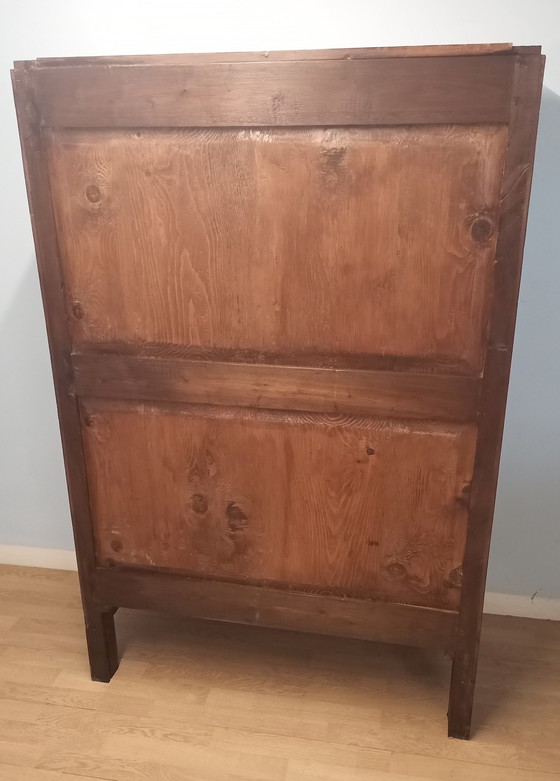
[94,567,457,651]
[82,402,476,611]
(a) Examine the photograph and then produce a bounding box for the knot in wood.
[470,214,495,242]
[85,184,101,203]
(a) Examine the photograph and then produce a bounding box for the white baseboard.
[0,545,558,621]
[483,591,560,621]
[0,545,77,571]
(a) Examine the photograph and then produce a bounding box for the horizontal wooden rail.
[95,567,457,651]
[72,353,480,422]
[33,56,513,127]
[27,43,522,68]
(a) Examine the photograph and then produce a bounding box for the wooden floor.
[0,565,559,780]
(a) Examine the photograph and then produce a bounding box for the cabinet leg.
[447,646,479,739]
[84,607,119,682]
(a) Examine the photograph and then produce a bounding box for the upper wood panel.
[83,402,476,610]
[34,56,514,127]
[48,124,507,374]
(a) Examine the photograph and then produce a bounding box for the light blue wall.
[1,0,559,596]
[486,85,560,599]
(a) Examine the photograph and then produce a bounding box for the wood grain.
[71,354,481,422]
[94,568,457,651]
[448,53,545,739]
[10,67,118,684]
[82,401,476,611]
[34,56,514,128]
[29,42,516,68]
[49,125,507,375]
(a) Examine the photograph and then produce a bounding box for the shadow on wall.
[0,259,73,549]
[488,85,560,599]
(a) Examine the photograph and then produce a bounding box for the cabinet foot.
[85,608,119,682]
[447,651,476,739]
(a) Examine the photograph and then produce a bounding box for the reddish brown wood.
[35,56,514,128]
[95,568,458,651]
[48,124,506,375]
[27,42,515,68]
[82,401,475,611]
[86,608,119,682]
[11,67,119,682]
[72,353,481,422]
[12,45,544,739]
[448,53,545,740]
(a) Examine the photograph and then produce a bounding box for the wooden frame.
[32,56,514,126]
[12,43,544,739]
[71,353,480,423]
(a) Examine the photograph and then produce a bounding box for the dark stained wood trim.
[82,397,475,437]
[95,567,457,651]
[71,340,481,376]
[448,52,545,740]
[11,68,118,682]
[33,55,514,128]
[86,607,119,682]
[71,353,481,423]
[21,43,520,68]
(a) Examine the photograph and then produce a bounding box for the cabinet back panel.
[82,402,476,610]
[47,125,506,374]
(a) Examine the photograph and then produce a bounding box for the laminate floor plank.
[0,564,559,781]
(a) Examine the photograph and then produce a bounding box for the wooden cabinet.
[12,43,544,739]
